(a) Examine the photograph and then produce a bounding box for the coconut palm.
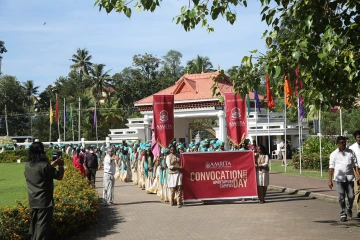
[22,80,39,112]
[70,48,93,76]
[101,94,124,129]
[88,64,112,103]
[186,55,213,74]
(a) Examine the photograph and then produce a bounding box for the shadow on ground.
[68,198,125,240]
[314,219,360,228]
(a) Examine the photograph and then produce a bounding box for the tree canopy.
[94,0,360,110]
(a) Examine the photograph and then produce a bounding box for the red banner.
[181,151,257,201]
[153,95,174,149]
[225,92,248,145]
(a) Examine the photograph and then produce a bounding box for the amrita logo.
[205,161,232,169]
[231,107,241,119]
[159,110,168,122]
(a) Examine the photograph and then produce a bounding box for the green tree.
[161,50,184,80]
[132,53,161,81]
[22,80,39,113]
[186,55,213,74]
[95,0,360,109]
[70,48,93,76]
[0,40,7,54]
[88,64,112,103]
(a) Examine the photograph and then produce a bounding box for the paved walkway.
[71,170,360,240]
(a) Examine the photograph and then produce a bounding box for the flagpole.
[71,104,74,142]
[49,100,52,142]
[284,94,287,173]
[319,104,323,177]
[57,94,60,142]
[340,106,343,136]
[5,104,9,136]
[298,98,302,175]
[95,102,98,146]
[255,100,258,147]
[268,107,271,171]
[64,98,66,143]
[78,97,81,141]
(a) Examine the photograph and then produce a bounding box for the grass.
[0,162,59,207]
[0,162,28,207]
[269,160,329,180]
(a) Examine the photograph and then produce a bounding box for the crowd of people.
[60,138,270,207]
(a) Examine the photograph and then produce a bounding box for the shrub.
[0,151,99,239]
[292,153,330,170]
[0,149,28,163]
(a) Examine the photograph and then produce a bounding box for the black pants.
[29,207,53,240]
[86,168,97,188]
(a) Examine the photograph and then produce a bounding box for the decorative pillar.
[105,137,110,148]
[81,138,85,148]
[218,110,226,143]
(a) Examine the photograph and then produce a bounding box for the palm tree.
[22,80,39,112]
[186,55,214,74]
[88,64,112,103]
[70,48,93,76]
[101,94,124,129]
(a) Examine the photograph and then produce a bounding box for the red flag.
[55,96,59,123]
[225,92,248,146]
[266,74,275,109]
[284,73,293,106]
[153,95,174,148]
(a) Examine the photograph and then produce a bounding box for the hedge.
[292,153,330,170]
[0,151,99,239]
[0,149,28,163]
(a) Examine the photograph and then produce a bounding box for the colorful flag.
[254,90,261,113]
[284,73,293,106]
[69,105,73,128]
[55,96,59,122]
[49,100,53,124]
[246,94,251,117]
[225,92,248,146]
[94,103,97,128]
[295,67,304,120]
[266,74,275,109]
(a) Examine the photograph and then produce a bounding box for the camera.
[52,151,62,161]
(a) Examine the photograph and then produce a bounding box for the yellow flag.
[49,100,53,124]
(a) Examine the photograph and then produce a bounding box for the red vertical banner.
[225,92,248,146]
[153,95,174,148]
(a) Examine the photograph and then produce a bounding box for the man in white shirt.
[166,145,183,208]
[349,130,360,218]
[103,148,118,205]
[329,136,360,222]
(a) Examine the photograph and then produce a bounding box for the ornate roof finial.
[201,65,204,73]
[218,64,220,72]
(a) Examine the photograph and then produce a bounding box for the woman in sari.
[159,149,170,202]
[138,148,146,189]
[255,145,270,204]
[72,148,86,177]
[144,148,154,191]
[146,154,160,194]
[131,147,138,184]
[119,147,131,182]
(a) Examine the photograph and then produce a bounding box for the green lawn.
[269,160,329,180]
[0,162,28,207]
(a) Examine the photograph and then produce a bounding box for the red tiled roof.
[134,72,264,106]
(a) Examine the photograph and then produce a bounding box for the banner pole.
[268,108,271,171]
[64,98,66,143]
[49,100,52,142]
[319,104,322,177]
[340,106,343,136]
[78,97,81,141]
[57,94,60,142]
[284,94,287,173]
[298,98,302,174]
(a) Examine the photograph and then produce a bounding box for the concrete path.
[71,170,360,240]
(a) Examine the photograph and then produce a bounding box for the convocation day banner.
[181,151,257,201]
[225,92,248,146]
[153,95,174,149]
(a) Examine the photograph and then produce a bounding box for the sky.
[0,0,268,92]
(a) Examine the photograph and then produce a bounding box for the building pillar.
[105,137,110,148]
[81,138,85,148]
[218,110,227,146]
